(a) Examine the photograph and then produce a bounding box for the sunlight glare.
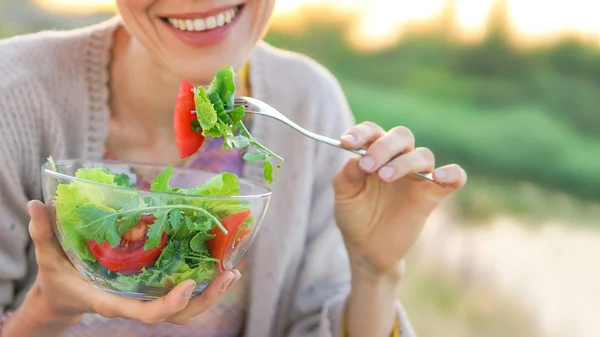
[34,0,600,48]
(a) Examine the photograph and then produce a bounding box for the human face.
[116,0,275,84]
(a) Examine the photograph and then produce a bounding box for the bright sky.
[36,0,600,48]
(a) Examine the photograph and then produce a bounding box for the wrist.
[347,261,402,337]
[348,251,405,285]
[25,285,82,325]
[3,286,80,337]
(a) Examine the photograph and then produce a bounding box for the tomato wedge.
[174,79,204,158]
[87,214,167,275]
[208,210,252,270]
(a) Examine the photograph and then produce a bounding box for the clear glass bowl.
[41,159,271,300]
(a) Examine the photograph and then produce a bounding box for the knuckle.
[391,126,414,142]
[375,139,396,158]
[359,121,383,135]
[360,121,378,129]
[417,147,435,164]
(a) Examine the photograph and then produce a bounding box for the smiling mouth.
[161,5,244,32]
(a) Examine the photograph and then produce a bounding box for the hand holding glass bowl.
[29,158,270,325]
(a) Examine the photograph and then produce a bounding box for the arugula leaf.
[168,210,185,235]
[185,213,215,233]
[230,135,250,148]
[109,193,143,212]
[209,66,236,109]
[75,206,121,247]
[108,237,218,293]
[229,106,245,122]
[117,214,140,236]
[150,165,173,192]
[190,232,214,253]
[144,195,167,207]
[263,161,274,184]
[243,152,265,162]
[144,210,170,250]
[113,173,136,188]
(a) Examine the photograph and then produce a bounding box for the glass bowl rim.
[41,158,272,201]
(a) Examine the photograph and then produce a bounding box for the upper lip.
[161,4,242,19]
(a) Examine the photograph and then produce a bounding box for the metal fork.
[197,96,441,186]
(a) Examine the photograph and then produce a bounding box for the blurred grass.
[398,255,542,337]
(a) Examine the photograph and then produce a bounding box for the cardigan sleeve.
[282,66,417,337]
[0,88,41,314]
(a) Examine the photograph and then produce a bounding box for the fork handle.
[319,137,443,187]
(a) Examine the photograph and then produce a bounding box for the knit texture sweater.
[0,16,416,337]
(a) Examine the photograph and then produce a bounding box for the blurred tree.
[453,0,525,80]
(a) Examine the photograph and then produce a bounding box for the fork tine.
[234,97,250,109]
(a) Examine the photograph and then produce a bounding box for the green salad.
[48,66,279,293]
[52,163,252,292]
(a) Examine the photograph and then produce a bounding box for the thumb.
[333,156,367,198]
[28,200,66,266]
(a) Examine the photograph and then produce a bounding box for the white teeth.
[217,13,225,27]
[194,18,206,31]
[167,7,239,32]
[205,16,217,29]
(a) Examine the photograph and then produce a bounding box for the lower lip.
[162,7,243,48]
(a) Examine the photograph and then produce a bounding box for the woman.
[0,1,466,336]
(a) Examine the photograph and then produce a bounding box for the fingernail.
[434,168,447,181]
[341,133,356,144]
[378,166,395,180]
[359,156,375,171]
[27,201,33,213]
[184,281,196,298]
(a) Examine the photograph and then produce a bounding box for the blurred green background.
[2,0,599,336]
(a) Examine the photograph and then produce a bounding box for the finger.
[433,164,468,191]
[91,279,197,325]
[358,126,415,173]
[340,122,385,149]
[166,270,237,325]
[27,200,68,269]
[377,147,435,182]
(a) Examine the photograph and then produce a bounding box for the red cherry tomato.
[207,210,252,270]
[87,214,167,275]
[174,79,204,158]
